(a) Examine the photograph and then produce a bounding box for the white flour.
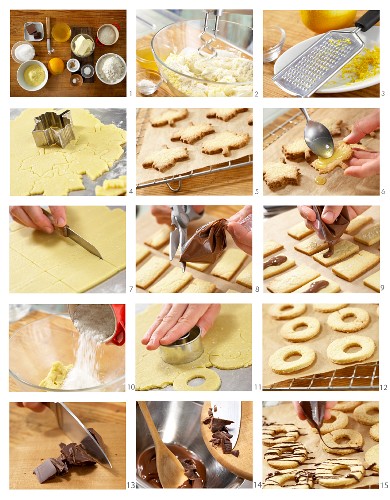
[101,56,125,82]
[62,305,114,390]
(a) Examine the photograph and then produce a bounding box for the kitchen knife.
[42,208,103,259]
[210,401,241,448]
[47,402,112,468]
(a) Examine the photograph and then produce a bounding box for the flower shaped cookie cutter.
[32,109,75,148]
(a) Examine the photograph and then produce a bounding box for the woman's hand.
[10,207,66,233]
[227,205,252,255]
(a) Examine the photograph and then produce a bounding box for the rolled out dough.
[135,304,252,390]
[10,206,126,293]
[10,109,126,196]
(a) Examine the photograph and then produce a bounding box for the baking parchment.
[263,206,380,293]
[136,108,253,185]
[263,108,379,196]
[262,304,379,387]
[262,402,379,489]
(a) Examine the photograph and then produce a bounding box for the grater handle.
[355,10,380,32]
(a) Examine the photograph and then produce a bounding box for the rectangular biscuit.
[136,257,170,289]
[363,271,380,292]
[264,240,284,258]
[294,235,328,256]
[236,262,252,288]
[144,226,171,249]
[264,255,295,279]
[211,249,247,281]
[293,275,341,293]
[287,221,314,240]
[163,244,210,271]
[354,223,380,246]
[332,250,380,282]
[267,265,321,293]
[149,267,193,293]
[136,244,151,265]
[226,289,238,293]
[313,240,359,267]
[345,214,373,235]
[185,278,216,293]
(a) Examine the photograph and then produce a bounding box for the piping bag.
[312,206,350,257]
[180,219,228,264]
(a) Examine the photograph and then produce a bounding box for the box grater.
[273,10,380,97]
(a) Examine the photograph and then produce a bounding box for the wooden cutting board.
[136,208,252,293]
[263,206,380,293]
[9,402,126,489]
[263,108,380,196]
[200,401,252,481]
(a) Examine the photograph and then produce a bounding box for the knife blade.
[210,401,241,448]
[47,402,112,468]
[41,208,103,259]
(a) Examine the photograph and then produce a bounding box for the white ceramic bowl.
[71,33,95,58]
[95,53,127,85]
[11,41,35,64]
[17,60,48,92]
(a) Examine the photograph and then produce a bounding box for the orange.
[48,57,65,75]
[300,10,357,34]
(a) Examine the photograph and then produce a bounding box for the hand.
[10,206,67,234]
[227,205,252,255]
[16,403,46,412]
[151,205,205,226]
[141,304,221,350]
[343,110,380,178]
[298,205,370,240]
[293,402,337,423]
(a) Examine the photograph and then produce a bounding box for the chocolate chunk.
[26,23,37,35]
[210,417,234,432]
[231,450,240,457]
[34,32,42,39]
[84,427,105,450]
[221,439,232,454]
[59,443,97,466]
[202,416,212,425]
[50,457,69,475]
[33,459,57,483]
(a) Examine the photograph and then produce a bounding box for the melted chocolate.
[303,280,329,293]
[313,206,350,257]
[137,444,206,488]
[263,255,287,270]
[180,219,227,264]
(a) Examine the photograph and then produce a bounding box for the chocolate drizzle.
[303,280,329,293]
[263,255,287,270]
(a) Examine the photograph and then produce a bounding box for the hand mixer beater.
[198,9,223,58]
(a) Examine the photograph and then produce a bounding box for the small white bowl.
[95,53,127,85]
[67,58,80,72]
[17,60,48,92]
[71,33,95,58]
[11,41,35,64]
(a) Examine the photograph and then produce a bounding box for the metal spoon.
[300,108,334,158]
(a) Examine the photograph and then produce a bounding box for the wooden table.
[10,402,126,489]
[10,10,126,97]
[263,10,380,98]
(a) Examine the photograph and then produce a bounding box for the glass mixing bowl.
[151,19,253,97]
[9,315,125,392]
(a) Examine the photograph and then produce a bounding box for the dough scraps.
[136,304,252,390]
[10,109,127,196]
[10,206,126,293]
[39,361,73,389]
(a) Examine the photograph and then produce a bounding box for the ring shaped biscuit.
[262,424,300,446]
[370,423,379,442]
[313,304,348,313]
[280,316,321,342]
[327,335,375,365]
[321,429,364,455]
[365,444,379,472]
[319,410,348,434]
[333,401,362,412]
[269,345,316,374]
[265,442,308,470]
[353,402,379,426]
[269,304,306,320]
[263,470,314,489]
[316,458,365,488]
[327,307,370,333]
[172,368,221,391]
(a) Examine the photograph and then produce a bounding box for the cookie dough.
[280,316,321,342]
[11,109,126,196]
[39,361,73,389]
[327,335,375,364]
[327,307,370,333]
[173,367,221,391]
[10,206,126,293]
[268,345,316,374]
[135,304,251,390]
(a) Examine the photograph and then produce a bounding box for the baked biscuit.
[287,221,314,240]
[332,250,380,282]
[265,442,308,469]
[264,240,284,258]
[282,138,312,162]
[263,162,301,191]
[369,423,379,442]
[171,122,215,144]
[318,410,349,434]
[310,142,366,173]
[327,335,375,364]
[321,429,364,455]
[280,316,321,342]
[353,402,379,426]
[354,223,380,246]
[202,131,250,157]
[333,401,362,412]
[206,108,248,121]
[262,424,300,446]
[269,345,316,374]
[345,214,373,235]
[327,307,370,333]
[150,108,189,127]
[263,469,314,489]
[316,458,365,488]
[142,145,189,172]
[268,304,306,320]
[313,304,349,312]
[365,444,379,472]
[363,271,380,292]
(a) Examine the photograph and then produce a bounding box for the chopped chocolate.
[231,450,240,457]
[33,459,57,484]
[87,427,105,449]
[59,443,97,466]
[26,23,37,35]
[213,405,217,412]
[221,439,232,454]
[203,407,239,457]
[202,416,212,425]
[50,457,69,475]
[34,32,42,39]
[211,418,234,433]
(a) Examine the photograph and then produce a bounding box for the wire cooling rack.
[263,109,304,149]
[264,361,379,391]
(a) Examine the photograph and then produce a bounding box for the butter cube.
[74,35,93,56]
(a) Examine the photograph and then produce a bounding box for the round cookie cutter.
[159,326,203,365]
